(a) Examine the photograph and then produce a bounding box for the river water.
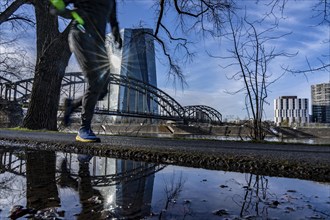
[153,134,330,145]
[0,147,329,219]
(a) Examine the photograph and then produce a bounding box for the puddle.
[0,147,329,219]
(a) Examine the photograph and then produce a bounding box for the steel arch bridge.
[184,105,222,124]
[0,72,222,125]
[0,149,165,187]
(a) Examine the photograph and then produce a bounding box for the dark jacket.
[52,0,119,41]
[71,0,117,39]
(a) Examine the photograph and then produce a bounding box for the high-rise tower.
[102,28,158,120]
[311,82,330,123]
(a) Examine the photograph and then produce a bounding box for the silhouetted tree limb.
[151,0,233,85]
[312,0,330,24]
[0,39,33,80]
[0,0,35,80]
[285,58,330,75]
[260,0,329,24]
[0,0,34,26]
[263,0,330,74]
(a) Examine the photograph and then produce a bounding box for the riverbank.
[0,128,329,182]
[60,123,330,138]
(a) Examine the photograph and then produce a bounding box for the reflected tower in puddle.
[113,160,155,218]
[80,156,159,218]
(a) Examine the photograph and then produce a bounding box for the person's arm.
[49,0,72,19]
[109,0,122,48]
[49,0,85,28]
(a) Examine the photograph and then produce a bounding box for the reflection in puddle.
[0,147,329,219]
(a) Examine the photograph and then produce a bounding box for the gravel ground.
[0,128,329,182]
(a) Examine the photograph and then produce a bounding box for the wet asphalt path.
[0,129,329,161]
[1,129,329,182]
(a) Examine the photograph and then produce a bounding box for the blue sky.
[113,0,329,121]
[2,0,329,121]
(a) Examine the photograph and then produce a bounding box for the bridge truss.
[0,149,165,188]
[1,72,222,125]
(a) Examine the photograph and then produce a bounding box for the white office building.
[274,96,309,126]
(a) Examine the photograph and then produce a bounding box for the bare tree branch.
[0,0,33,25]
[150,0,234,86]
[174,0,209,17]
[259,0,330,74]
[0,0,35,80]
[312,0,330,24]
[0,37,34,80]
[3,14,34,25]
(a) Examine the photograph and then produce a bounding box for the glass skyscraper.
[103,28,158,119]
[311,82,330,123]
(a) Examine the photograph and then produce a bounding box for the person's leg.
[64,73,108,127]
[69,29,110,142]
[62,96,82,127]
[80,67,109,130]
[63,28,87,127]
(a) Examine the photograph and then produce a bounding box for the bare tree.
[233,174,271,219]
[1,0,72,130]
[150,0,233,86]
[214,11,295,141]
[22,0,72,130]
[159,172,186,219]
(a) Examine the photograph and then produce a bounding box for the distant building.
[311,82,330,123]
[101,28,158,120]
[274,96,309,126]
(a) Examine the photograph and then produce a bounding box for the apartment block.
[274,96,309,126]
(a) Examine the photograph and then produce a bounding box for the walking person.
[51,0,122,142]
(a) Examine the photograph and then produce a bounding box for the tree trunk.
[22,0,71,130]
[26,151,59,209]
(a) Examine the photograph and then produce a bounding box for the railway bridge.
[0,72,222,125]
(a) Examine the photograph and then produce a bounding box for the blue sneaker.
[76,128,101,143]
[77,154,93,163]
[63,98,73,127]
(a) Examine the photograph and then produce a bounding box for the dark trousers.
[68,27,110,130]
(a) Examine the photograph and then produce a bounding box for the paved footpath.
[0,129,329,182]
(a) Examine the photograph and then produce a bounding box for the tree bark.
[22,0,71,130]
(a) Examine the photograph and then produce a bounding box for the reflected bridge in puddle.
[0,147,329,219]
